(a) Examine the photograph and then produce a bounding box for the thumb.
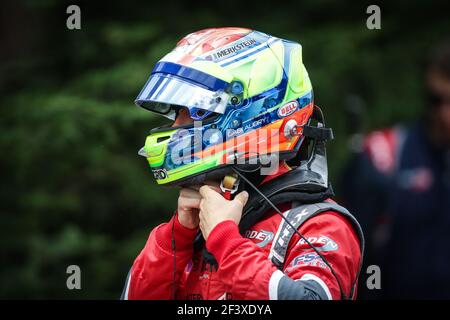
[234,191,249,207]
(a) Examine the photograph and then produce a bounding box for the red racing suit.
[122,185,362,300]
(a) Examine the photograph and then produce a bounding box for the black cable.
[314,105,326,126]
[232,167,348,300]
[228,151,262,173]
[171,211,177,300]
[231,165,261,173]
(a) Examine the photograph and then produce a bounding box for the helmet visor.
[135,73,230,120]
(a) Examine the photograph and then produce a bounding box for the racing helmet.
[136,27,315,186]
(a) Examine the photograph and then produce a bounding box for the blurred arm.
[122,213,197,299]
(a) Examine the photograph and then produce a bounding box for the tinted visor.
[135,63,231,121]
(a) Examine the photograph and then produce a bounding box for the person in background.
[340,40,450,299]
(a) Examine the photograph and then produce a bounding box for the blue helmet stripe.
[151,61,229,91]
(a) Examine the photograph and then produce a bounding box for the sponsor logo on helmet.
[226,116,269,138]
[226,127,244,138]
[277,101,299,118]
[206,38,257,61]
[244,117,267,131]
[296,235,338,252]
[244,229,274,247]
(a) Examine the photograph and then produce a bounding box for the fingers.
[180,188,202,199]
[204,180,221,192]
[207,185,221,193]
[233,191,249,207]
[179,188,202,213]
[186,184,202,191]
[199,220,206,240]
[199,185,219,198]
[198,210,209,241]
[180,197,201,210]
[186,181,220,192]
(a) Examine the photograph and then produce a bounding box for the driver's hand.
[198,186,249,241]
[177,181,220,229]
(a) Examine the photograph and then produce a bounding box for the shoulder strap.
[269,202,365,299]
[193,168,335,257]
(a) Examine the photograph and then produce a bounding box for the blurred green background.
[0,0,449,298]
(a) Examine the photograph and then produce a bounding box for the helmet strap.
[220,173,240,200]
